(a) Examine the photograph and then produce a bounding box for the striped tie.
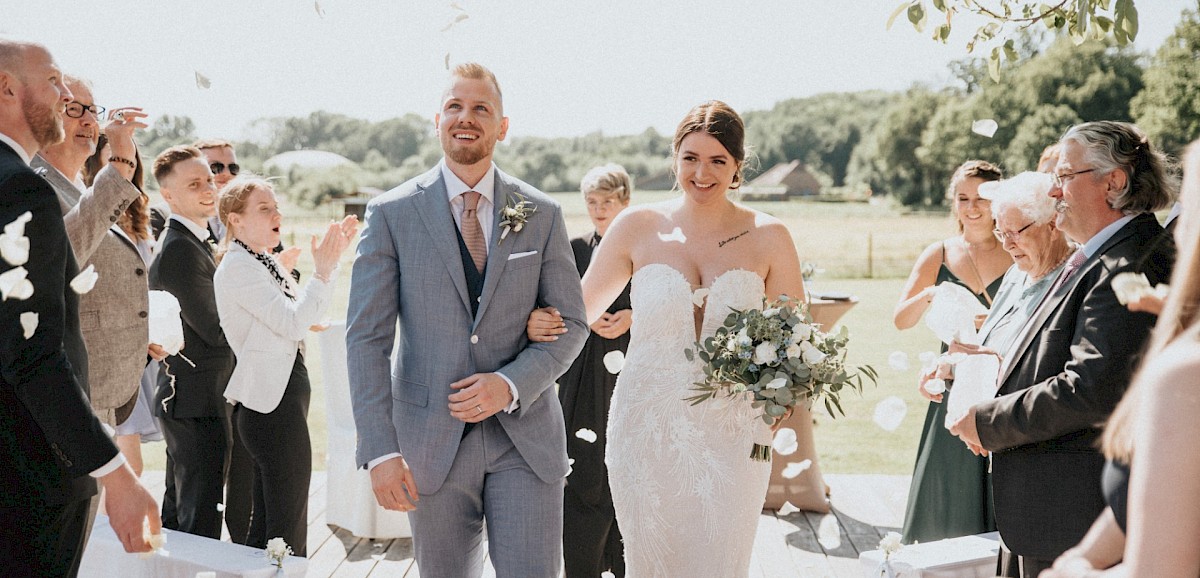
[461,191,487,272]
[1050,250,1087,294]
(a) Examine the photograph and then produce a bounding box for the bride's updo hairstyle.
[672,100,747,190]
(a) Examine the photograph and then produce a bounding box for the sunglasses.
[209,162,241,176]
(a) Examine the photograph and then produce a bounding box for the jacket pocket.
[79,310,101,332]
[393,378,429,408]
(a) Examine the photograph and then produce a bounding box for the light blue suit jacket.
[346,165,588,493]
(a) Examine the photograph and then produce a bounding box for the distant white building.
[264,149,356,173]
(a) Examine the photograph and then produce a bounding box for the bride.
[581,101,810,576]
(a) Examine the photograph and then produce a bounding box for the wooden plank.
[305,525,361,577]
[330,535,393,578]
[363,537,415,577]
[775,508,844,577]
[833,506,885,556]
[750,510,800,577]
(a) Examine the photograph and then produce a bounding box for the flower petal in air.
[873,396,908,432]
[777,501,799,515]
[3,211,32,237]
[772,427,798,455]
[888,351,910,371]
[0,233,29,266]
[70,264,99,294]
[0,266,34,301]
[782,459,812,479]
[691,287,709,308]
[20,311,37,338]
[575,428,597,443]
[817,513,842,549]
[195,71,211,89]
[971,119,998,138]
[602,350,625,374]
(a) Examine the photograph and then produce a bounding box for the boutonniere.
[499,192,537,243]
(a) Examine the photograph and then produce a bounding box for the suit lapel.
[412,170,473,314]
[473,170,519,327]
[168,219,215,264]
[30,155,80,213]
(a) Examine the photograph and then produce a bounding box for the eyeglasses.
[1052,168,1097,188]
[209,162,241,177]
[993,220,1037,243]
[64,102,105,119]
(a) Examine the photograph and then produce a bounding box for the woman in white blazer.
[213,177,357,556]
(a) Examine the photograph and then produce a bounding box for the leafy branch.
[888,0,1140,81]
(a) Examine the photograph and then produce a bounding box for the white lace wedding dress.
[607,263,773,577]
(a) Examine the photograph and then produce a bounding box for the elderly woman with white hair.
[924,172,1077,408]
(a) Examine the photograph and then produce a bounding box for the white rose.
[785,342,803,359]
[879,531,903,555]
[800,341,827,365]
[790,323,812,342]
[736,328,752,348]
[753,342,779,365]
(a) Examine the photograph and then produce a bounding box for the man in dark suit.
[148,145,235,539]
[950,121,1177,578]
[0,37,158,576]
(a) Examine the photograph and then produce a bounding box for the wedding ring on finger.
[476,405,483,415]
[113,111,126,122]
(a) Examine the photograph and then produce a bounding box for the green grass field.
[139,192,955,476]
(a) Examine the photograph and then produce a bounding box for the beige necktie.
[461,191,487,272]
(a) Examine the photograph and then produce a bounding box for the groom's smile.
[436,75,509,171]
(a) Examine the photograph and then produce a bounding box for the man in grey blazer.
[347,63,587,577]
[32,76,148,417]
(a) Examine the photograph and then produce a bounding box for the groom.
[346,63,587,577]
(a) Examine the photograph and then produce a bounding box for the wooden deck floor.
[137,471,909,577]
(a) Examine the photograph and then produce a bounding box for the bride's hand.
[770,406,795,433]
[918,365,946,403]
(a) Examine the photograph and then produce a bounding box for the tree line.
[135,8,1199,208]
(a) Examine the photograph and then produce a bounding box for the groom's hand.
[370,457,419,512]
[449,373,514,423]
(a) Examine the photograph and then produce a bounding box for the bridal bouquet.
[685,295,877,461]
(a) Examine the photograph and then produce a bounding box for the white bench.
[859,532,1000,577]
[80,515,308,577]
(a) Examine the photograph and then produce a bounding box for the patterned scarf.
[234,238,296,301]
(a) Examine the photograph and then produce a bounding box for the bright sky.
[3,0,1193,141]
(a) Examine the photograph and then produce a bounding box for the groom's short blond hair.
[445,62,503,109]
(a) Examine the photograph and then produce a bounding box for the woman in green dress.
[893,160,1012,543]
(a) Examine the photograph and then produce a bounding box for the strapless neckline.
[633,263,765,342]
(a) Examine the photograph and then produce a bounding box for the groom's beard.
[24,97,65,150]
[442,135,496,167]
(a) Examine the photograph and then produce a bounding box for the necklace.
[1030,244,1074,282]
[959,236,998,306]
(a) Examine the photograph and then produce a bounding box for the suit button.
[136,268,145,276]
[139,311,148,318]
[470,335,479,344]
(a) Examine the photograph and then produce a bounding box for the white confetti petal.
[781,459,812,479]
[777,501,799,515]
[567,458,575,466]
[873,396,908,432]
[923,378,947,396]
[0,266,34,301]
[656,227,687,243]
[691,287,709,308]
[3,211,32,237]
[70,264,98,294]
[575,428,597,443]
[772,427,798,455]
[817,513,842,550]
[19,311,37,339]
[314,0,325,17]
[450,1,465,11]
[918,350,938,366]
[441,12,469,32]
[601,572,616,578]
[971,119,998,138]
[0,233,29,266]
[602,350,625,374]
[766,377,788,390]
[887,351,909,371]
[444,53,451,70]
[1112,272,1152,305]
[215,503,225,512]
[195,71,211,90]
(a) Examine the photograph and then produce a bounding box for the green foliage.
[1132,7,1200,156]
[136,114,198,162]
[889,0,1141,80]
